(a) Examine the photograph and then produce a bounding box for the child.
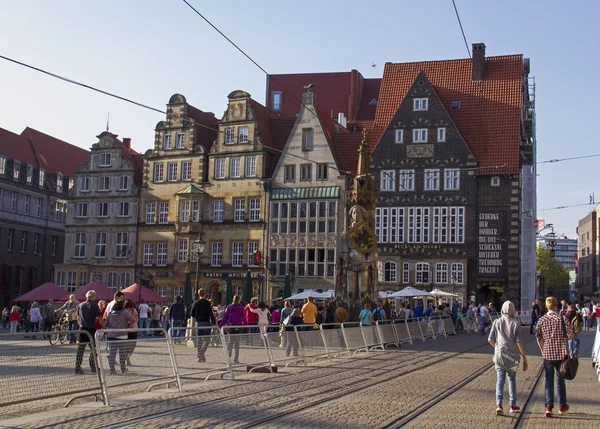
[9,306,20,334]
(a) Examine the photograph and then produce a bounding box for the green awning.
[176,184,205,195]
[271,186,340,200]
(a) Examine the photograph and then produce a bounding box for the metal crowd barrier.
[459,315,477,333]
[592,329,600,382]
[342,322,369,354]
[95,328,179,405]
[264,324,305,367]
[376,320,399,348]
[429,316,447,338]
[0,330,104,407]
[169,326,231,383]
[297,324,330,362]
[221,325,273,374]
[319,323,349,358]
[404,318,424,343]
[441,315,457,336]
[419,317,437,340]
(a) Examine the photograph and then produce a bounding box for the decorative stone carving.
[406,144,434,158]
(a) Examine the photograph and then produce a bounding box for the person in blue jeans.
[566,304,582,358]
[168,296,187,341]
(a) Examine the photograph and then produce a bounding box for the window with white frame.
[249,198,260,222]
[211,242,223,266]
[143,243,153,266]
[380,170,396,191]
[0,156,6,175]
[449,207,465,243]
[230,157,241,178]
[413,98,428,111]
[384,262,397,282]
[284,165,295,182]
[174,286,183,298]
[403,262,410,284]
[432,207,448,243]
[51,235,58,255]
[97,201,108,217]
[238,127,249,144]
[399,170,415,191]
[302,128,314,151]
[79,272,87,287]
[119,175,129,191]
[9,191,17,211]
[56,271,65,287]
[451,263,464,284]
[7,229,14,251]
[406,207,430,243]
[153,163,164,182]
[491,176,500,186]
[20,231,27,252]
[177,239,188,262]
[80,177,90,192]
[245,156,256,177]
[157,243,167,266]
[215,158,225,179]
[444,169,460,190]
[175,133,185,149]
[374,207,404,243]
[247,241,259,266]
[424,169,440,190]
[271,91,282,110]
[76,202,88,218]
[179,199,190,222]
[234,198,245,222]
[395,129,404,143]
[56,174,63,193]
[191,200,200,222]
[118,202,130,217]
[181,161,192,181]
[300,164,311,181]
[116,232,128,258]
[413,128,428,143]
[437,127,446,142]
[232,242,243,266]
[98,176,110,191]
[157,286,167,297]
[213,200,224,222]
[67,271,77,293]
[146,202,156,224]
[415,262,430,284]
[225,128,235,144]
[107,272,118,291]
[167,162,178,181]
[95,232,107,257]
[36,197,43,217]
[159,202,169,223]
[99,153,111,167]
[163,134,172,150]
[24,195,30,214]
[435,263,448,284]
[38,169,45,186]
[317,163,328,180]
[26,165,33,183]
[120,273,131,289]
[33,233,40,254]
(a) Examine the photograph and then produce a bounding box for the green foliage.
[537,247,570,289]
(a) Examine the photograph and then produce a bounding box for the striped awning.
[271,186,341,200]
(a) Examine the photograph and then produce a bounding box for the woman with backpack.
[567,304,582,358]
[488,300,528,416]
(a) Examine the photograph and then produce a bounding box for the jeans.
[495,366,517,406]
[583,316,590,330]
[138,318,150,335]
[543,360,567,408]
[68,320,79,343]
[75,328,97,370]
[10,321,18,334]
[480,316,487,334]
[171,320,184,339]
[195,321,212,359]
[568,334,580,357]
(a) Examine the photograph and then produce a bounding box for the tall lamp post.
[191,234,206,294]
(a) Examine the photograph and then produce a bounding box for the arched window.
[384,262,397,282]
[107,272,118,291]
[451,263,464,284]
[415,262,430,284]
[435,263,448,284]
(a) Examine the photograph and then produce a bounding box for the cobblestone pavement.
[1,329,598,428]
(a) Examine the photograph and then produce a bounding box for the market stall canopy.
[14,282,67,303]
[427,289,460,299]
[389,287,431,298]
[285,289,326,300]
[60,282,114,302]
[320,289,335,299]
[121,283,168,303]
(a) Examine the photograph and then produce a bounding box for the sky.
[1,0,598,238]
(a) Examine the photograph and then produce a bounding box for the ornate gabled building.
[0,126,89,307]
[268,91,361,298]
[55,132,141,292]
[137,94,219,300]
[370,44,535,307]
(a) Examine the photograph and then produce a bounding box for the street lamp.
[451,274,457,295]
[191,234,206,292]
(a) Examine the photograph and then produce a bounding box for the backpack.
[372,308,384,322]
[572,314,582,334]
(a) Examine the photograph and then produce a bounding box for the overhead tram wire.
[537,202,594,212]
[537,153,600,164]
[451,0,471,59]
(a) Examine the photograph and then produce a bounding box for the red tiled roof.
[187,105,219,151]
[131,154,144,186]
[267,71,380,122]
[333,132,363,174]
[0,127,38,166]
[22,127,89,177]
[249,98,280,151]
[372,55,523,175]
[265,117,296,177]
[356,78,381,121]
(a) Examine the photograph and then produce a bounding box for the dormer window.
[38,169,45,187]
[238,127,249,144]
[413,98,428,111]
[175,133,185,149]
[271,91,282,111]
[26,165,33,183]
[13,160,20,179]
[302,128,314,151]
[99,153,111,167]
[56,174,64,193]
[0,156,6,175]
[225,128,235,145]
[163,134,172,150]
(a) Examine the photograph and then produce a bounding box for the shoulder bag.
[559,316,578,380]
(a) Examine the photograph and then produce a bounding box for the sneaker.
[496,404,504,416]
[75,367,84,375]
[109,369,117,376]
[558,405,569,414]
[545,406,553,418]
[198,357,206,362]
[509,405,520,413]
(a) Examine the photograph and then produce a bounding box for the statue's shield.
[346,220,377,254]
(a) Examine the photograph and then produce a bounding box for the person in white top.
[249,301,271,333]
[581,305,591,330]
[480,303,490,335]
[138,300,150,335]
[104,291,125,320]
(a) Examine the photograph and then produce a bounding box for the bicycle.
[48,313,70,345]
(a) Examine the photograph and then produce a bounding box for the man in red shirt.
[536,296,573,418]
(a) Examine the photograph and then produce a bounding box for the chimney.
[123,138,131,149]
[472,43,486,81]
[302,91,315,107]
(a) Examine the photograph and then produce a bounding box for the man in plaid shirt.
[536,296,574,418]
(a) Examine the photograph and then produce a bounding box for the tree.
[537,247,570,290]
